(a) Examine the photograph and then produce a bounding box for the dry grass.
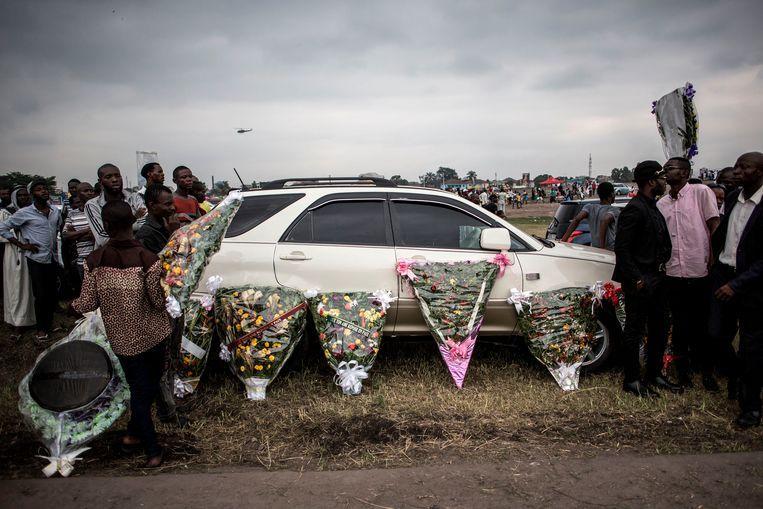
[2,330,761,478]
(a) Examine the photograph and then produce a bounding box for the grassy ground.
[505,216,551,238]
[2,213,761,478]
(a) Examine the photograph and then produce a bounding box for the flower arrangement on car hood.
[398,258,503,388]
[160,191,242,318]
[216,285,307,400]
[511,286,600,391]
[308,290,393,395]
[18,311,129,477]
[652,82,699,160]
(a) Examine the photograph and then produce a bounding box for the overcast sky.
[1,0,762,188]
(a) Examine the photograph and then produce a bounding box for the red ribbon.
[226,301,308,352]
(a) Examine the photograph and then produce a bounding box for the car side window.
[226,193,305,238]
[391,201,491,250]
[285,200,390,246]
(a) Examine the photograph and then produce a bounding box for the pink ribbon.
[396,259,418,281]
[489,251,512,277]
[446,337,474,362]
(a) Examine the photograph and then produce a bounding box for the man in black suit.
[613,160,683,397]
[709,152,763,428]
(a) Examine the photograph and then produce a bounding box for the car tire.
[582,309,621,371]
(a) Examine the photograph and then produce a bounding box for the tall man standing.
[0,180,62,341]
[137,163,165,201]
[85,164,146,248]
[657,157,720,390]
[613,161,681,397]
[710,152,763,428]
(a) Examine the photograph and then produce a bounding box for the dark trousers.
[707,264,740,378]
[709,264,763,413]
[117,340,167,457]
[26,259,58,333]
[666,276,712,376]
[622,277,669,383]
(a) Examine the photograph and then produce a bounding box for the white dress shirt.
[718,184,763,268]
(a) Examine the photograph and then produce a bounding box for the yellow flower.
[240,366,245,372]
[255,316,264,326]
[255,365,263,371]
[268,355,275,361]
[273,343,281,348]
[265,342,270,347]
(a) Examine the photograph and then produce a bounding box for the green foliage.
[419,172,439,188]
[610,166,633,182]
[533,174,552,185]
[0,171,57,190]
[389,175,410,185]
[213,180,231,195]
[465,170,478,182]
[436,167,459,181]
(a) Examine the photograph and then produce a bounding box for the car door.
[274,193,400,325]
[389,194,524,336]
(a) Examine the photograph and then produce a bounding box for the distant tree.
[419,172,440,188]
[0,171,57,190]
[610,166,633,182]
[533,174,552,185]
[213,180,231,195]
[390,175,410,185]
[250,180,259,189]
[466,170,478,183]
[436,167,459,182]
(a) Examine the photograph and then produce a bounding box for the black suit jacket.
[612,193,672,286]
[711,187,763,307]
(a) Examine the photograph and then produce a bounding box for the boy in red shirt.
[172,166,204,224]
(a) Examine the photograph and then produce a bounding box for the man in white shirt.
[709,152,763,428]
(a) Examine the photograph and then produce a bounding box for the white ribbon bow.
[588,280,604,314]
[334,360,368,396]
[173,375,194,398]
[371,289,396,313]
[507,288,533,314]
[303,288,319,299]
[37,447,91,477]
[200,275,224,310]
[165,295,182,318]
[218,345,232,361]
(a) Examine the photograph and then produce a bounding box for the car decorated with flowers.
[200,177,620,369]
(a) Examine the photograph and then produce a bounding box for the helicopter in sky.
[235,128,253,134]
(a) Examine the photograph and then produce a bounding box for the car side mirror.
[480,228,511,251]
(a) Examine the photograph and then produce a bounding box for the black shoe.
[623,380,660,398]
[702,374,720,392]
[735,411,761,429]
[649,376,684,394]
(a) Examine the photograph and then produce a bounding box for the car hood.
[537,241,615,265]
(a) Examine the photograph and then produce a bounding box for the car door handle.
[279,251,312,261]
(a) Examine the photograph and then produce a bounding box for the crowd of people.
[610,154,761,430]
[0,162,210,467]
[0,152,761,469]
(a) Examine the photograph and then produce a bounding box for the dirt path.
[3,451,761,508]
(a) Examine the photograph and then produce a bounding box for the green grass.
[507,216,552,237]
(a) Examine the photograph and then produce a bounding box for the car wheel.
[582,317,619,371]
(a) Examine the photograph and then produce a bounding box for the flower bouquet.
[309,290,393,395]
[18,312,129,477]
[160,191,242,318]
[652,82,699,160]
[513,287,599,391]
[216,286,307,400]
[398,259,500,388]
[173,298,215,398]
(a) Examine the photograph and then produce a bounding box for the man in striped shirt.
[85,164,146,248]
[64,182,96,289]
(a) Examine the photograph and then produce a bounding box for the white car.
[202,177,620,368]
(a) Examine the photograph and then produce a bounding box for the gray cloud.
[1,0,762,185]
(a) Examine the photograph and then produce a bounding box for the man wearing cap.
[613,161,681,397]
[709,152,763,428]
[657,157,720,390]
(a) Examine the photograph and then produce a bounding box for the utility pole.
[588,153,592,179]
